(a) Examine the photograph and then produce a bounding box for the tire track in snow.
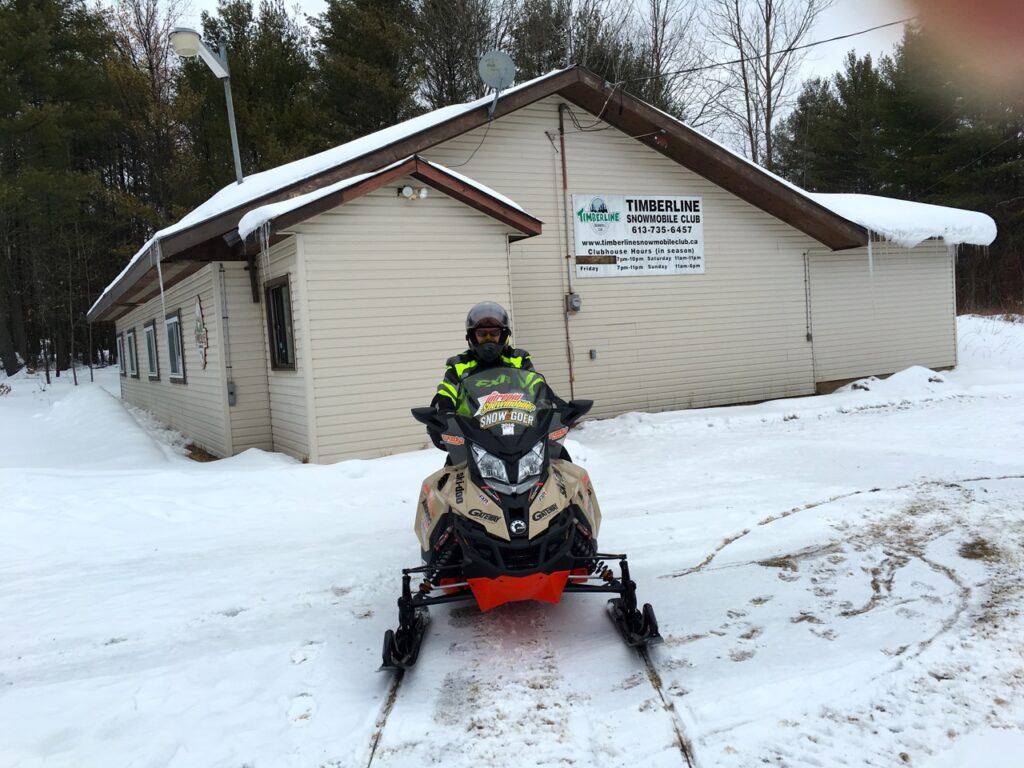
[663,474,1024,580]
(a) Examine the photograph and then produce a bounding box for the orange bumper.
[467,571,571,611]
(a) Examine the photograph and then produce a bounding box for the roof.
[236,156,538,241]
[89,65,997,322]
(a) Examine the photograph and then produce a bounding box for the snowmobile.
[381,366,661,670]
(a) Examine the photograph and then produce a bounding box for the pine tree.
[313,0,420,143]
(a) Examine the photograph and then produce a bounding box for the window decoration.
[194,295,208,370]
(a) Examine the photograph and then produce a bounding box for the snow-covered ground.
[2,316,1023,768]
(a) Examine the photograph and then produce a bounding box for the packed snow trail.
[2,316,1024,767]
[366,597,694,767]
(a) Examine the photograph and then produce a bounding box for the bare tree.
[632,0,727,127]
[706,0,832,169]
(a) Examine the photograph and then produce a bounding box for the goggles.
[474,327,504,343]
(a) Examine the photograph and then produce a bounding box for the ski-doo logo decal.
[548,427,569,441]
[468,508,500,523]
[441,434,464,445]
[531,504,560,522]
[454,474,465,505]
[509,519,527,534]
[474,391,536,417]
[479,409,535,428]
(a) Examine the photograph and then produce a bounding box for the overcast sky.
[178,0,914,83]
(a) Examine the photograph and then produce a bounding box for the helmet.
[465,301,511,363]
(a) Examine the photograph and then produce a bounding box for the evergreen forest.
[0,0,1020,375]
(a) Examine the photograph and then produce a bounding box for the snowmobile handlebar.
[411,398,593,431]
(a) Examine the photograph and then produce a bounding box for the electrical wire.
[446,117,493,169]
[919,135,1019,196]
[620,17,917,87]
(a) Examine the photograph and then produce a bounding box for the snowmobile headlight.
[517,441,545,480]
[471,444,509,482]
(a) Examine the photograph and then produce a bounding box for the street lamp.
[170,27,244,185]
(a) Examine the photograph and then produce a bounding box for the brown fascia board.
[88,235,234,322]
[253,157,542,246]
[99,260,207,323]
[559,73,869,250]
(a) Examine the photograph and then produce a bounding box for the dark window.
[165,309,187,384]
[117,333,126,376]
[126,329,139,378]
[144,320,159,380]
[265,277,295,370]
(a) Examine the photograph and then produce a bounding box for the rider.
[428,301,533,448]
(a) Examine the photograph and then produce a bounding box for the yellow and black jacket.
[431,347,534,413]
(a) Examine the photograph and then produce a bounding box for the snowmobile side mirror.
[411,406,449,432]
[561,399,593,426]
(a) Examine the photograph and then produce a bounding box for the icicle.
[254,220,273,287]
[867,233,874,282]
[867,232,877,316]
[154,241,167,321]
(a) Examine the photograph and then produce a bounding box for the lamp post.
[169,27,244,185]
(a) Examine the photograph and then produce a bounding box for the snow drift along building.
[88,66,997,463]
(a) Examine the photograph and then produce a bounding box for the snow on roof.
[237,157,527,240]
[92,65,998,317]
[639,99,997,249]
[89,69,567,316]
[807,193,997,249]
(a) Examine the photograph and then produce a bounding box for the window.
[117,333,126,376]
[126,329,139,378]
[144,320,159,380]
[165,310,186,384]
[265,276,295,370]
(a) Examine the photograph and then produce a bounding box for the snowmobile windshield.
[455,367,553,445]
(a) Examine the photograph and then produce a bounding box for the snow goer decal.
[474,390,536,428]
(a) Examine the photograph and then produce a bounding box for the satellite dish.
[478,50,516,92]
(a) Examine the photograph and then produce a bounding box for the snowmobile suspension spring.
[426,541,457,585]
[571,534,604,575]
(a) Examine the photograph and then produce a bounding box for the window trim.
[264,275,296,371]
[117,333,126,376]
[126,328,139,379]
[144,319,160,381]
[165,309,187,384]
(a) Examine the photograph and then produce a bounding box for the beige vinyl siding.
[255,238,310,460]
[425,96,820,417]
[220,262,273,452]
[295,179,516,462]
[807,239,956,383]
[115,265,229,456]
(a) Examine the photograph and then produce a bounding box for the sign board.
[572,194,704,277]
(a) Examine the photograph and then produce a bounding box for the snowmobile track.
[365,670,404,767]
[639,647,697,767]
[365,645,696,768]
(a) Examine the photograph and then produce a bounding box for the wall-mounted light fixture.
[397,186,429,200]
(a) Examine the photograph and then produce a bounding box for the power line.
[919,135,1020,196]
[621,17,917,86]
